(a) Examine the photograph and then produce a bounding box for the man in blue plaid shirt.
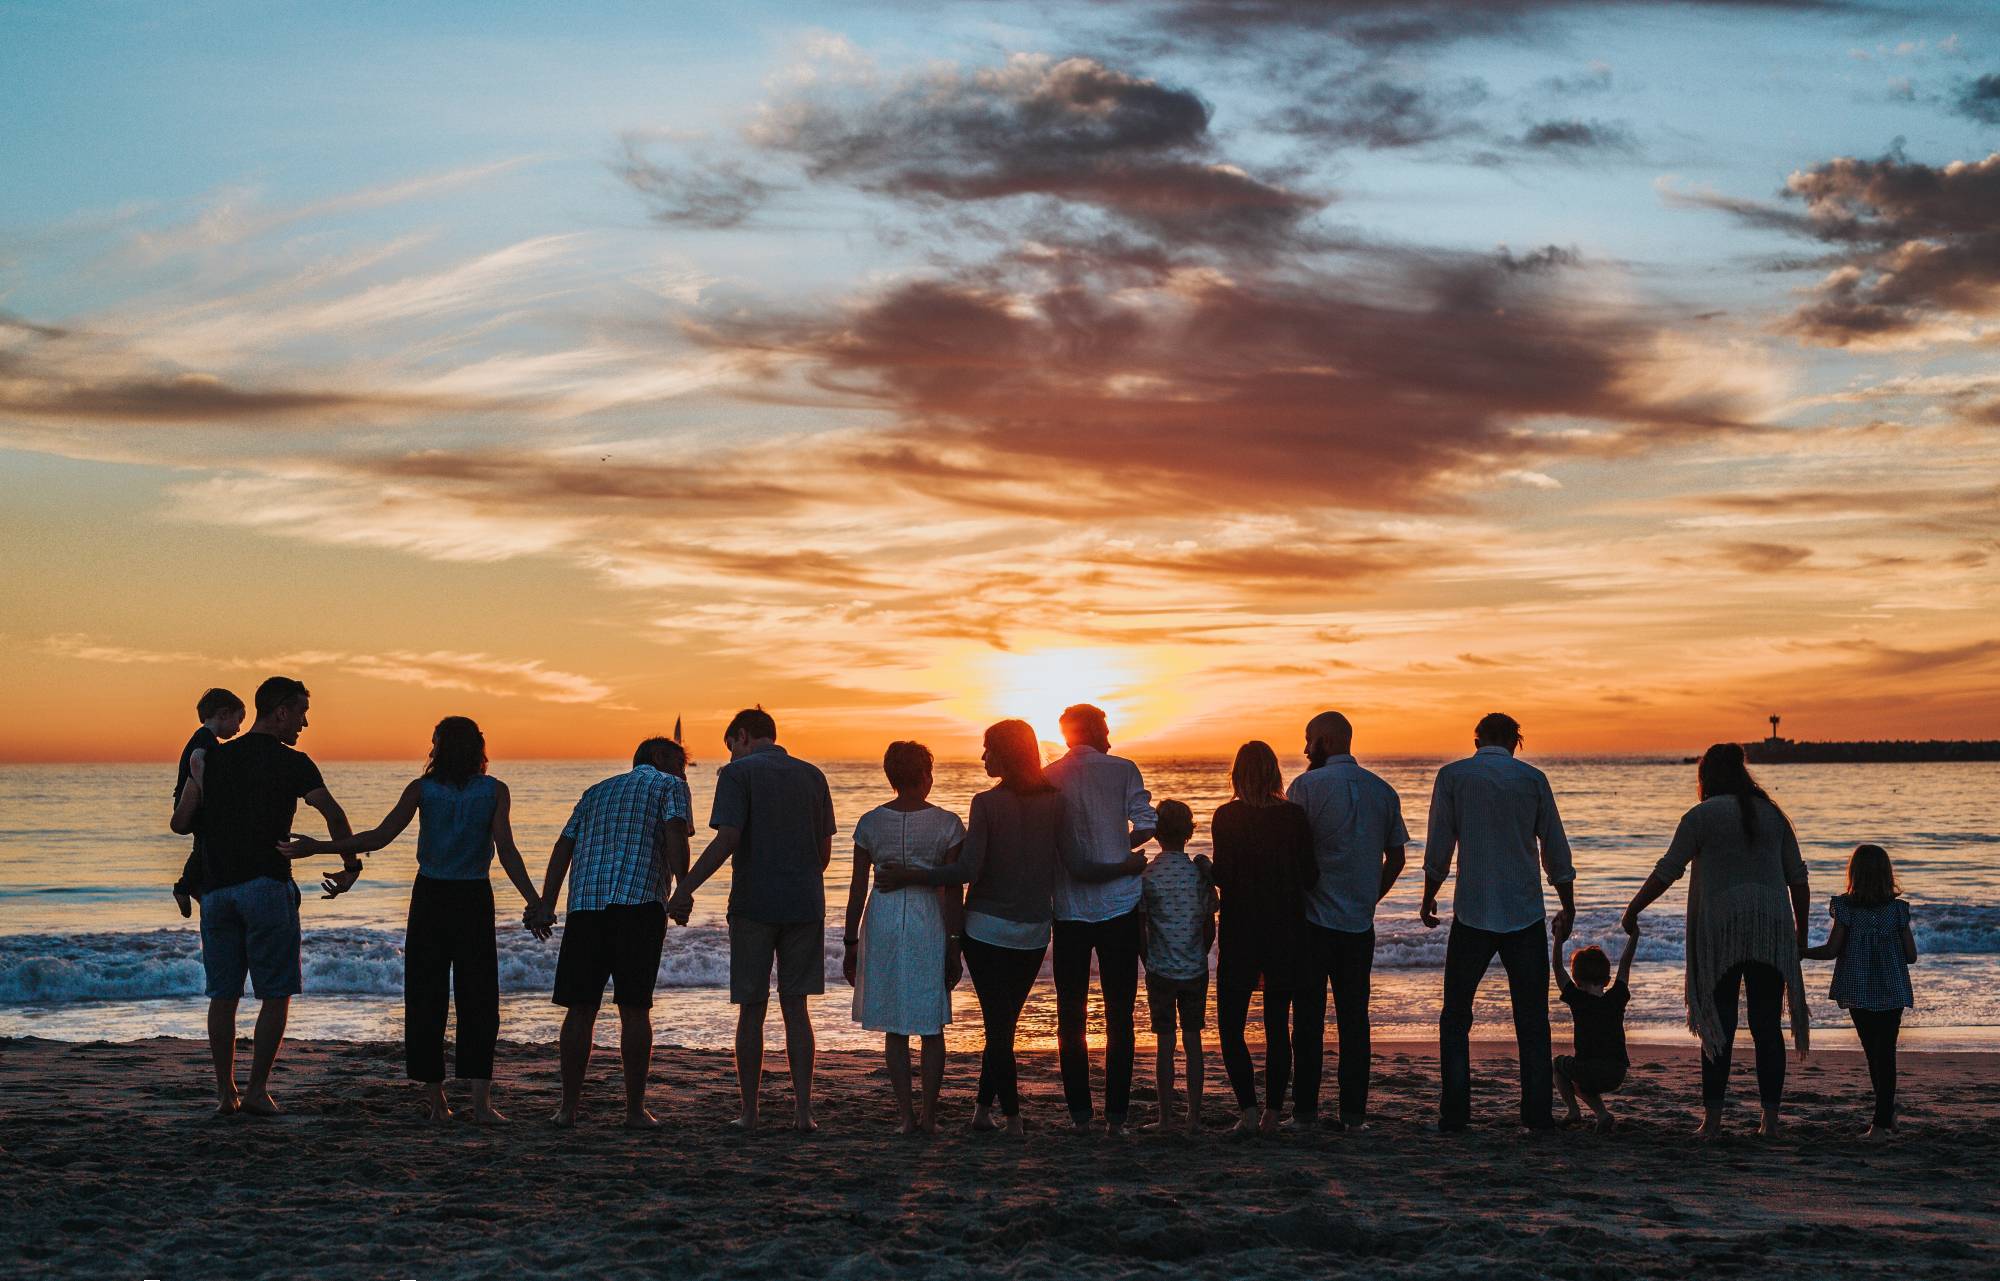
[531,737,692,1127]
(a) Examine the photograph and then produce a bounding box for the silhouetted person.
[171,676,358,1118]
[876,719,1104,1136]
[1803,843,1916,1137]
[1422,712,1574,1133]
[1211,740,1317,1136]
[1046,703,1154,1136]
[530,737,692,1127]
[840,740,964,1135]
[170,687,244,918]
[1552,921,1637,1132]
[670,708,836,1133]
[282,717,544,1123]
[1286,711,1406,1129]
[1623,743,1809,1138]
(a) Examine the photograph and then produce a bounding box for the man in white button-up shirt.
[1421,712,1576,1132]
[1285,710,1408,1130]
[1045,703,1155,1135]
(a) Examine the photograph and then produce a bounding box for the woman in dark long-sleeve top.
[875,718,1138,1135]
[1210,740,1319,1136]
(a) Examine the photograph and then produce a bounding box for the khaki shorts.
[729,918,826,1004]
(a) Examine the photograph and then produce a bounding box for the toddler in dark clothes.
[170,686,245,917]
[1552,918,1637,1132]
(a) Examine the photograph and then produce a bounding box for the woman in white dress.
[841,740,966,1134]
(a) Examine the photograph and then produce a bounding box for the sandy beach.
[3,1036,1993,1279]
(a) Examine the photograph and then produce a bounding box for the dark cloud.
[346,449,807,513]
[0,366,446,424]
[1541,65,1614,96]
[1090,540,1449,587]
[1718,540,1814,572]
[1695,149,2000,345]
[748,55,1323,253]
[1954,73,2000,125]
[690,243,1760,515]
[1135,0,1847,51]
[1814,637,2000,679]
[615,137,774,229]
[1516,118,1638,153]
[1267,77,1489,150]
[0,319,484,425]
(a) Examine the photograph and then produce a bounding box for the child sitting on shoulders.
[171,687,245,918]
[1552,920,1637,1132]
[1803,843,1916,1137]
[1139,800,1215,1136]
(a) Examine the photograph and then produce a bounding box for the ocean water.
[1,757,1994,1052]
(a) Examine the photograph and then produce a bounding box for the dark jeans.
[1294,924,1375,1121]
[1052,911,1142,1125]
[1217,980,1298,1112]
[1850,1007,1902,1127]
[1440,919,1553,1130]
[963,934,1047,1117]
[405,876,499,1083]
[1700,961,1785,1109]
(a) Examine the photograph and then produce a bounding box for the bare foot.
[622,1108,661,1129]
[1136,1117,1166,1133]
[1227,1114,1257,1139]
[424,1102,454,1124]
[1183,1114,1201,1137]
[729,1114,758,1133]
[174,890,193,919]
[1064,1117,1092,1136]
[968,1107,999,1133]
[1004,1115,1027,1138]
[240,1090,283,1118]
[1862,1123,1897,1140]
[1559,1109,1584,1128]
[1756,1112,1783,1139]
[897,1117,919,1136]
[1694,1108,1724,1140]
[918,1114,940,1137]
[552,1106,578,1128]
[1260,1110,1283,1136]
[468,1106,509,1125]
[1105,1121,1128,1138]
[793,1114,819,1135]
[1593,1114,1618,1134]
[211,1095,241,1120]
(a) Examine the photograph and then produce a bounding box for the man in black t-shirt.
[172,676,358,1118]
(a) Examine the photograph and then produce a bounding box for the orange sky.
[4,6,1997,763]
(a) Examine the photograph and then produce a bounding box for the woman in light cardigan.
[1624,743,1810,1138]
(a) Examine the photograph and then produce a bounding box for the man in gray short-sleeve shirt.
[670,707,835,1133]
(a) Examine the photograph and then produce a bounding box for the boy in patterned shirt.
[1139,800,1215,1135]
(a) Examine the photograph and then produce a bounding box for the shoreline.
[4,1037,1995,1279]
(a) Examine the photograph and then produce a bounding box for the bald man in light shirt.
[1421,711,1576,1134]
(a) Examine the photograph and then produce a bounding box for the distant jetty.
[1683,715,2000,764]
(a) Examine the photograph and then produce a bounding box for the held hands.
[666,890,693,926]
[279,834,327,858]
[873,864,915,892]
[1551,908,1575,944]
[1620,907,1641,937]
[521,897,555,941]
[842,940,859,987]
[1419,898,1440,929]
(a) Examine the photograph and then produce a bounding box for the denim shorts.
[200,877,303,999]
